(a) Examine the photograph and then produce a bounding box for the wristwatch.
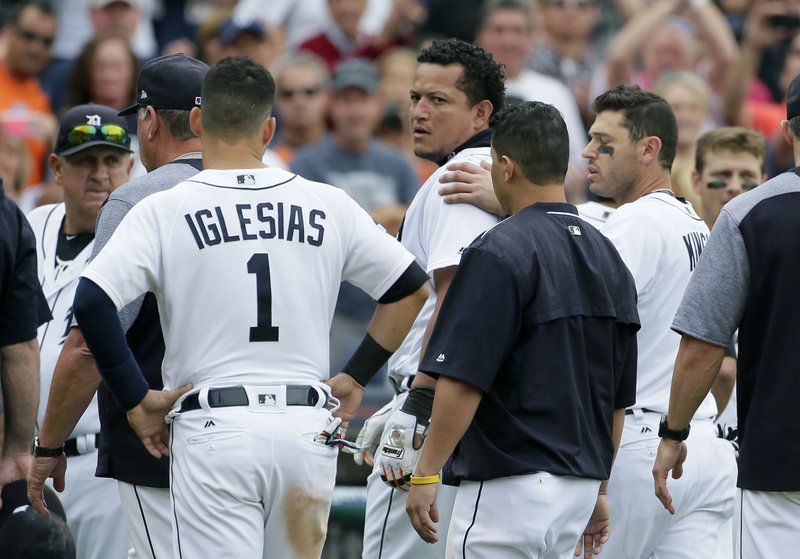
[32,436,65,457]
[658,416,690,441]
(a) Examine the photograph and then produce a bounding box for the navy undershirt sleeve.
[73,278,149,410]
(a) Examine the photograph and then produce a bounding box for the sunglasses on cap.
[706,180,758,191]
[65,124,129,147]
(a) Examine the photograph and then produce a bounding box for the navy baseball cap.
[119,54,209,116]
[787,73,800,120]
[54,104,133,157]
[0,480,74,558]
[217,18,265,46]
[332,58,379,94]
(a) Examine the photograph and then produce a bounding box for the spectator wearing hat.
[28,54,208,559]
[291,57,418,373]
[25,103,134,559]
[217,17,279,70]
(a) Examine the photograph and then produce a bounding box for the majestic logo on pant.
[204,420,216,428]
[641,426,652,433]
[258,393,277,405]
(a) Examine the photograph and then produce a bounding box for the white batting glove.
[354,400,395,466]
[378,408,427,492]
[314,416,360,454]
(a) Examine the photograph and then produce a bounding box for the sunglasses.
[278,87,322,100]
[706,180,758,191]
[16,27,54,47]
[65,124,129,147]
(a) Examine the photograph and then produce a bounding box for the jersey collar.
[436,129,493,167]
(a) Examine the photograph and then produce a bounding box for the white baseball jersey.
[388,147,500,381]
[82,167,415,391]
[576,200,616,228]
[601,191,717,418]
[27,203,100,438]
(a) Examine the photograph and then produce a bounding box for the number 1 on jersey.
[247,253,279,342]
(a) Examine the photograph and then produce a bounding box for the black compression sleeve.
[73,278,149,410]
[342,334,393,387]
[378,261,428,304]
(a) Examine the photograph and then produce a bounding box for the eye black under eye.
[706,180,727,189]
[742,182,758,191]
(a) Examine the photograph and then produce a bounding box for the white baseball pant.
[118,482,172,559]
[447,473,600,559]
[168,385,338,559]
[735,488,800,558]
[597,412,737,559]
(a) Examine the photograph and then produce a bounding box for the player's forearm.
[37,328,103,448]
[666,335,726,429]
[368,283,428,353]
[414,375,482,476]
[690,2,738,91]
[0,339,40,455]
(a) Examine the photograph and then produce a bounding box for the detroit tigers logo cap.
[788,73,800,120]
[54,103,133,157]
[119,54,209,116]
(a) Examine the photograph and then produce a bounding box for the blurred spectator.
[195,7,231,66]
[475,0,588,201]
[604,0,737,97]
[232,0,395,51]
[291,58,418,371]
[217,17,279,69]
[271,52,331,165]
[375,46,438,182]
[653,70,713,210]
[0,134,30,207]
[528,0,601,127]
[66,32,139,114]
[298,0,424,72]
[0,1,58,187]
[417,0,486,43]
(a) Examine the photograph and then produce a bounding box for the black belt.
[64,434,99,457]
[625,408,660,415]
[179,385,320,413]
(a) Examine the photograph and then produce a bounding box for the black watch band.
[32,436,65,457]
[658,416,690,441]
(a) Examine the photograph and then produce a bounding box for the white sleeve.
[425,192,498,274]
[80,199,163,310]
[601,206,659,295]
[341,198,416,300]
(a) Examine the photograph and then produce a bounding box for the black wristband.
[32,436,65,457]
[658,415,691,441]
[342,333,393,387]
[400,387,435,427]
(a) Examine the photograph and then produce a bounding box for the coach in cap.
[28,54,207,559]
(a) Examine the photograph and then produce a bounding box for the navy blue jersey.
[0,181,51,345]
[420,202,639,482]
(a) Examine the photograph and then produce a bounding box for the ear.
[189,107,202,137]
[126,155,135,174]
[49,153,63,184]
[263,116,277,148]
[780,119,794,146]
[640,136,662,166]
[473,99,494,130]
[145,105,159,140]
[691,169,702,196]
[502,154,516,183]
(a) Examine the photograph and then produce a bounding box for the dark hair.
[416,38,505,125]
[789,115,800,139]
[492,101,568,184]
[695,127,765,174]
[592,84,678,170]
[201,57,275,142]
[66,32,140,109]
[477,0,531,32]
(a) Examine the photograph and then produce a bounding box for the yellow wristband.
[410,473,441,485]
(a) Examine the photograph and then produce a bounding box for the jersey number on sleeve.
[248,253,280,342]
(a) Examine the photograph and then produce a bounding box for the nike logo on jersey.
[184,202,326,250]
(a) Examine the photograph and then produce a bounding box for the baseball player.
[26,103,134,559]
[358,38,505,559]
[406,100,639,558]
[0,181,50,507]
[70,56,428,559]
[653,72,800,559]
[27,54,208,559]
[582,85,738,558]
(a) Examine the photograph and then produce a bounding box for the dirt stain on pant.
[283,484,331,558]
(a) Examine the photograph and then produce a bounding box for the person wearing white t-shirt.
[583,84,737,559]
[70,57,428,559]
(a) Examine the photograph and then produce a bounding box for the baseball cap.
[54,104,133,157]
[118,54,209,116]
[787,73,800,120]
[332,59,379,94]
[0,480,74,558]
[217,18,266,46]
[90,0,138,8]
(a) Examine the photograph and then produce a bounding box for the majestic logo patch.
[436,353,445,363]
[140,90,148,99]
[204,420,216,428]
[86,114,101,126]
